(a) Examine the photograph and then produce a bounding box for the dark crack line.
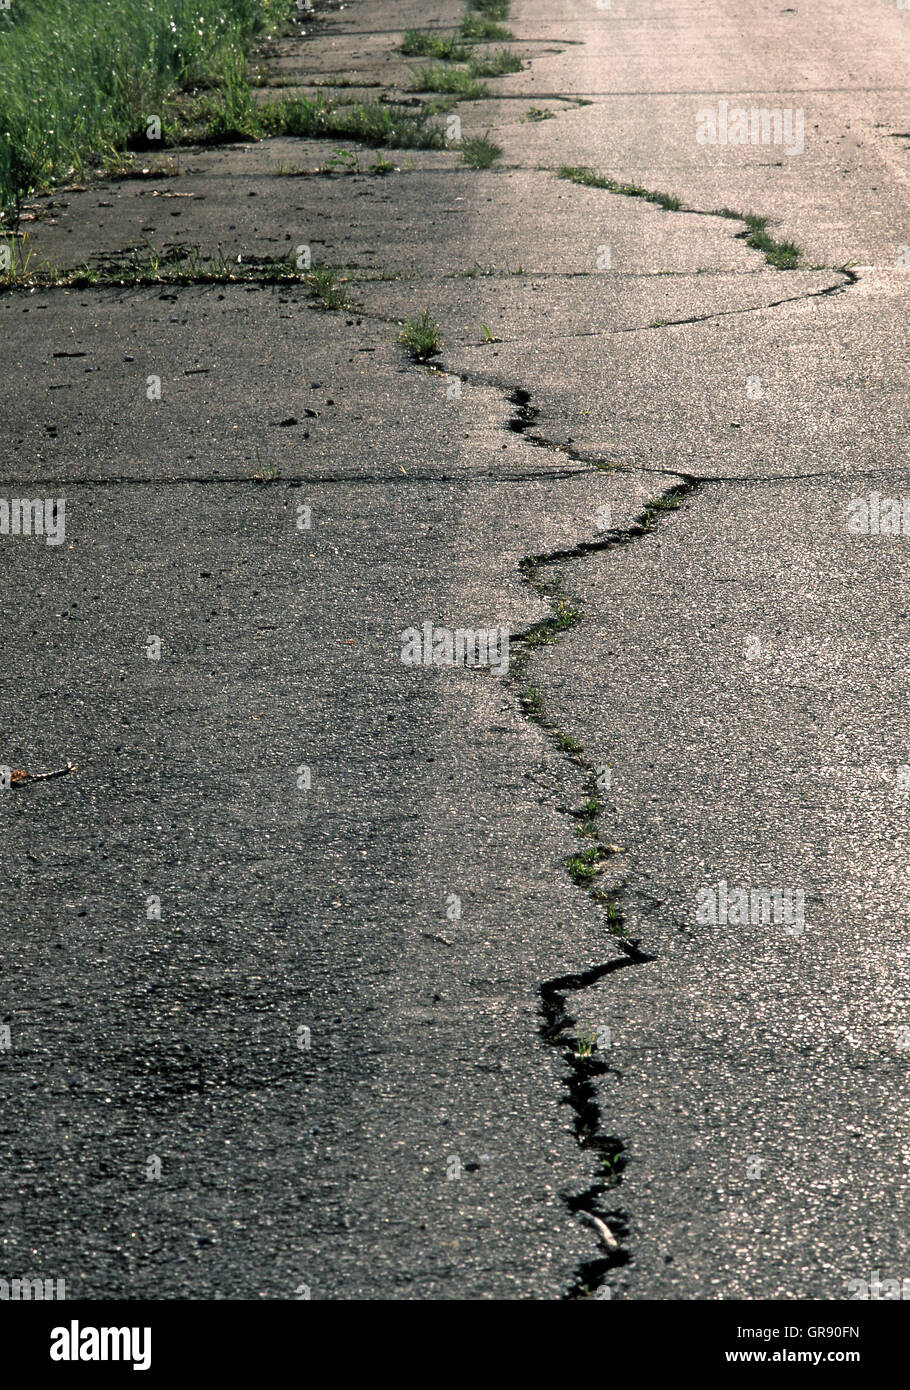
[0,466,600,489]
[499,432,700,1295]
[539,951,651,1297]
[416,367,901,485]
[341,264,857,358]
[611,270,853,334]
[447,271,856,344]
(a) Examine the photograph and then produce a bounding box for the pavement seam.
[0,468,601,487]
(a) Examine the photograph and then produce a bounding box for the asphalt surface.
[1,0,909,1300]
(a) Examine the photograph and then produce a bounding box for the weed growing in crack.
[519,686,546,719]
[469,49,523,77]
[265,96,446,149]
[469,0,511,20]
[565,846,604,886]
[511,482,698,950]
[597,1151,623,1179]
[461,14,513,40]
[506,411,693,1300]
[0,237,352,299]
[422,96,461,116]
[398,309,444,360]
[640,489,686,525]
[447,262,496,279]
[324,147,360,174]
[523,594,579,645]
[400,30,472,61]
[574,799,601,837]
[170,93,446,150]
[597,896,627,937]
[314,150,397,177]
[557,165,682,210]
[308,265,348,310]
[741,214,802,269]
[461,134,503,168]
[410,64,489,100]
[714,207,802,268]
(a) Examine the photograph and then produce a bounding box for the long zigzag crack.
[492,393,697,1295]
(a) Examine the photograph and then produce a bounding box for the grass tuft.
[469,0,511,18]
[469,48,523,77]
[398,309,444,360]
[308,264,347,310]
[410,65,488,99]
[461,14,513,40]
[565,847,604,886]
[401,29,471,61]
[461,134,503,169]
[257,96,445,149]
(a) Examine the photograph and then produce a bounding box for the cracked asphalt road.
[2,0,909,1301]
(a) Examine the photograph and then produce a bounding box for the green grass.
[574,799,601,837]
[251,456,280,482]
[469,0,511,19]
[0,6,444,212]
[520,687,545,719]
[410,64,488,100]
[400,29,471,61]
[460,15,513,40]
[468,48,523,77]
[556,172,801,267]
[409,48,522,98]
[461,135,503,169]
[739,213,802,269]
[320,147,395,176]
[398,309,444,360]
[308,265,347,309]
[523,594,579,644]
[0,235,347,301]
[715,207,803,269]
[641,490,686,524]
[565,847,604,886]
[0,0,283,213]
[557,165,682,211]
[253,96,445,149]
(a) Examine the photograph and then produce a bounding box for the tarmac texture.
[2,0,909,1299]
